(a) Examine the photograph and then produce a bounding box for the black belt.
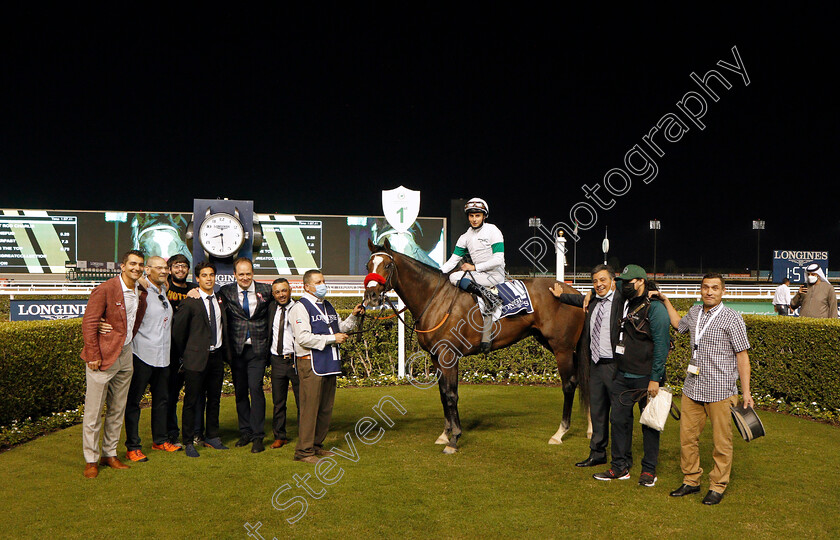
[593,358,614,365]
[273,353,295,360]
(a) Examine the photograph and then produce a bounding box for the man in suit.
[172,261,229,457]
[80,249,148,478]
[268,278,300,448]
[219,257,273,453]
[551,264,622,469]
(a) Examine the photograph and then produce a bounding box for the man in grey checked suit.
[219,257,273,453]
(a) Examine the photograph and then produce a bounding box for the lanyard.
[693,305,722,358]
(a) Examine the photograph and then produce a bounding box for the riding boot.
[480,314,493,353]
[464,281,502,314]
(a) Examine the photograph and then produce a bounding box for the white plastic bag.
[640,387,673,432]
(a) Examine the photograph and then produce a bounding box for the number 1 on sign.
[397,207,405,223]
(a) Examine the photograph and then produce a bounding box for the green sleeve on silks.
[491,242,504,254]
[648,301,670,383]
[453,246,467,257]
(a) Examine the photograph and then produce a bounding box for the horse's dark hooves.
[479,342,491,353]
[442,446,458,455]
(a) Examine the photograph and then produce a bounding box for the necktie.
[208,295,217,349]
[590,300,606,364]
[278,304,287,354]
[242,290,251,340]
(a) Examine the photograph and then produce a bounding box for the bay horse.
[364,238,586,454]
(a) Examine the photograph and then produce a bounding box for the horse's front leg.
[441,368,461,454]
[436,370,452,445]
[549,351,577,444]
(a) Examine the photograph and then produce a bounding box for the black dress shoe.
[702,490,724,505]
[575,456,607,468]
[251,438,265,453]
[235,435,252,448]
[669,483,701,497]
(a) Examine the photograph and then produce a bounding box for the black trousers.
[587,359,616,461]
[182,350,224,444]
[231,345,267,440]
[166,353,204,442]
[609,372,660,475]
[124,355,169,450]
[270,354,300,440]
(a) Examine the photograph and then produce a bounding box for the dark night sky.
[2,7,837,273]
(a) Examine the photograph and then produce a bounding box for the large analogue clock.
[198,212,245,257]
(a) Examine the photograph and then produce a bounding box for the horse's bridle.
[365,251,397,292]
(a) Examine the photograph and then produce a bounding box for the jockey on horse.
[440,197,505,352]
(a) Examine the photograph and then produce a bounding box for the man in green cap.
[591,264,670,487]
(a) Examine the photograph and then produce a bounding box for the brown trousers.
[680,394,738,493]
[294,356,336,459]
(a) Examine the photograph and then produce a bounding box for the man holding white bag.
[654,273,754,506]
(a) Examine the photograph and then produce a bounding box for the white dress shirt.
[271,299,296,356]
[773,284,791,306]
[200,288,223,350]
[120,275,139,346]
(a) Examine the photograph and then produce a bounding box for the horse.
[363,238,587,454]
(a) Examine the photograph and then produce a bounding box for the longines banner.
[772,250,829,284]
[10,299,88,321]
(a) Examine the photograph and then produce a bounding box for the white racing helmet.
[464,197,489,217]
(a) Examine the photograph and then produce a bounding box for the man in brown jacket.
[80,250,148,478]
[790,263,838,318]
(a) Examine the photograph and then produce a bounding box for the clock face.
[198,213,245,257]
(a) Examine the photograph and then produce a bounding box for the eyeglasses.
[171,263,189,270]
[158,294,170,310]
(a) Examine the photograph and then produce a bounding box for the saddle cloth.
[476,280,534,320]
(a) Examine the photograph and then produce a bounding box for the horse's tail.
[575,345,590,412]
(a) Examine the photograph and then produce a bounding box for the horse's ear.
[383,238,391,250]
[368,238,376,252]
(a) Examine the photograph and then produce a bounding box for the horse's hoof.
[442,446,458,455]
[434,433,449,445]
[548,437,563,445]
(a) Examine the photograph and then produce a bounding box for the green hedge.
[0,318,86,426]
[666,315,840,413]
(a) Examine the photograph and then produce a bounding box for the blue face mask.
[314,283,328,298]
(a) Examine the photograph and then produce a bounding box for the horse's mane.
[373,243,444,275]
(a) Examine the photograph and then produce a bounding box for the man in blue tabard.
[289,269,364,463]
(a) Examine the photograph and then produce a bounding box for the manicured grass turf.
[1,385,838,538]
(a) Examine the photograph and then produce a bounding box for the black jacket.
[558,289,624,363]
[172,295,230,371]
[219,281,273,359]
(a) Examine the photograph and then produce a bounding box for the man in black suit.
[268,278,300,449]
[551,264,623,468]
[172,261,229,458]
[219,257,273,453]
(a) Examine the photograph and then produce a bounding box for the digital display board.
[772,249,829,284]
[0,208,446,277]
[0,211,76,273]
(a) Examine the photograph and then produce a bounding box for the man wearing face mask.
[550,264,622,468]
[592,265,670,487]
[790,263,837,318]
[289,269,364,463]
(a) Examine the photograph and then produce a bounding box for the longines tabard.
[198,212,245,257]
